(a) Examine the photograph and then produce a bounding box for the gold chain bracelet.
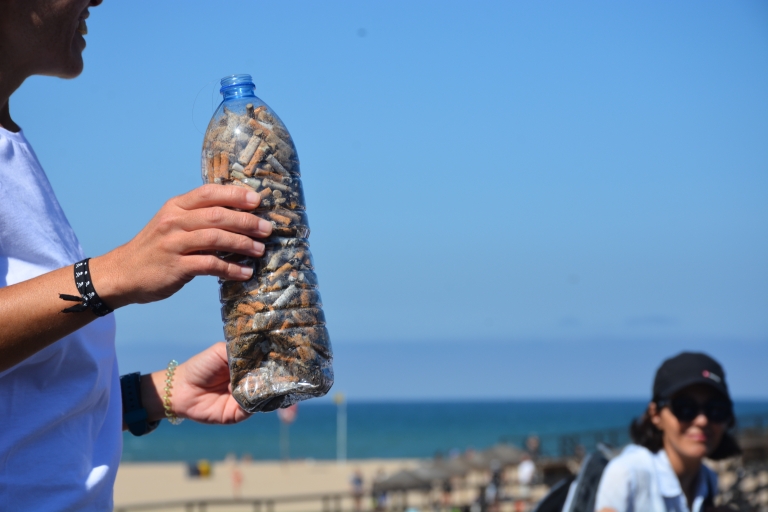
[163,360,184,425]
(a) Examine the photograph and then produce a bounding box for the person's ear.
[648,402,662,428]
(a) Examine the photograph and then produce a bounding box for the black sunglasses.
[658,396,733,424]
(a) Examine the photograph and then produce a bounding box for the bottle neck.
[222,85,256,101]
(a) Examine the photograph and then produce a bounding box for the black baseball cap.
[652,352,731,403]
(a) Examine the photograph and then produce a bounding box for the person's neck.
[0,62,26,133]
[663,443,701,506]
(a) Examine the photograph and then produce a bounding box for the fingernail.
[240,266,253,278]
[245,191,259,206]
[259,219,273,234]
[253,241,264,255]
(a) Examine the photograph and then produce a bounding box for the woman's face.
[650,384,730,461]
[0,0,102,79]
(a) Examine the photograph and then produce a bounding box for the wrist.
[121,372,160,436]
[141,371,168,423]
[88,252,130,310]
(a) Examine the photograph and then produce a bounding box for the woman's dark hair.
[629,405,742,461]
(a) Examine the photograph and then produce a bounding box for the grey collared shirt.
[594,444,717,512]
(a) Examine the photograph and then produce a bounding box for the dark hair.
[629,406,742,461]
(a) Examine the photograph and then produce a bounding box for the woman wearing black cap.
[595,352,740,512]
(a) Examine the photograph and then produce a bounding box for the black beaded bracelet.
[59,258,114,317]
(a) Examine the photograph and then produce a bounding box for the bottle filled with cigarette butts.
[202,74,333,412]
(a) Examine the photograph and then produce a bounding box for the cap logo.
[703,370,721,383]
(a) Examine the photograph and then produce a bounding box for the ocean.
[121,400,768,462]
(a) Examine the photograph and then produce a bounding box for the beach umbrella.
[412,465,454,482]
[483,443,525,466]
[463,450,496,471]
[426,457,471,478]
[465,443,524,470]
[372,470,433,492]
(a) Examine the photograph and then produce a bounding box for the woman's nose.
[691,412,709,426]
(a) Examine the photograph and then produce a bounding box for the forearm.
[0,258,114,372]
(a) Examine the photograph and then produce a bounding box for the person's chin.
[682,441,708,460]
[60,47,85,78]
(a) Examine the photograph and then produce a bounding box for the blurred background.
[10,0,768,509]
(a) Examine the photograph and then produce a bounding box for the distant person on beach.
[351,469,365,512]
[516,453,535,495]
[0,1,270,509]
[595,352,740,512]
[525,435,541,461]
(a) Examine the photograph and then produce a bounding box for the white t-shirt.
[0,128,121,511]
[594,444,717,512]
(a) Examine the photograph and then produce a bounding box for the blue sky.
[11,1,768,398]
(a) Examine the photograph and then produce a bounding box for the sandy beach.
[114,458,545,511]
[115,459,421,510]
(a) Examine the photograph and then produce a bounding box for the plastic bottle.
[202,74,333,412]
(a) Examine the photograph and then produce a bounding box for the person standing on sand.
[0,1,273,509]
[351,469,365,512]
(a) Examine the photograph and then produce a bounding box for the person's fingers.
[228,397,252,423]
[175,207,272,238]
[185,254,254,280]
[174,184,261,211]
[211,342,228,363]
[178,229,265,258]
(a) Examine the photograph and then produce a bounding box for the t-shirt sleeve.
[594,458,634,512]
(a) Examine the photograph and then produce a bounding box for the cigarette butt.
[272,284,299,309]
[289,250,306,265]
[260,178,290,193]
[298,291,315,307]
[267,212,292,226]
[242,177,261,189]
[213,153,221,179]
[212,140,235,154]
[274,208,302,222]
[254,169,286,182]
[215,152,230,181]
[247,118,262,135]
[257,108,277,125]
[252,311,282,331]
[206,156,214,183]
[237,303,256,316]
[271,262,293,279]
[231,162,245,174]
[258,187,272,200]
[297,344,318,362]
[265,249,286,271]
[246,103,254,118]
[266,133,294,161]
[228,179,256,193]
[244,141,270,176]
[266,154,290,177]
[275,144,293,164]
[226,316,249,338]
[238,137,260,166]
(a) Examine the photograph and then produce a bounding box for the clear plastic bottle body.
[202,75,333,412]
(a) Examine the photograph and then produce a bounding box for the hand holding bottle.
[91,184,273,309]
